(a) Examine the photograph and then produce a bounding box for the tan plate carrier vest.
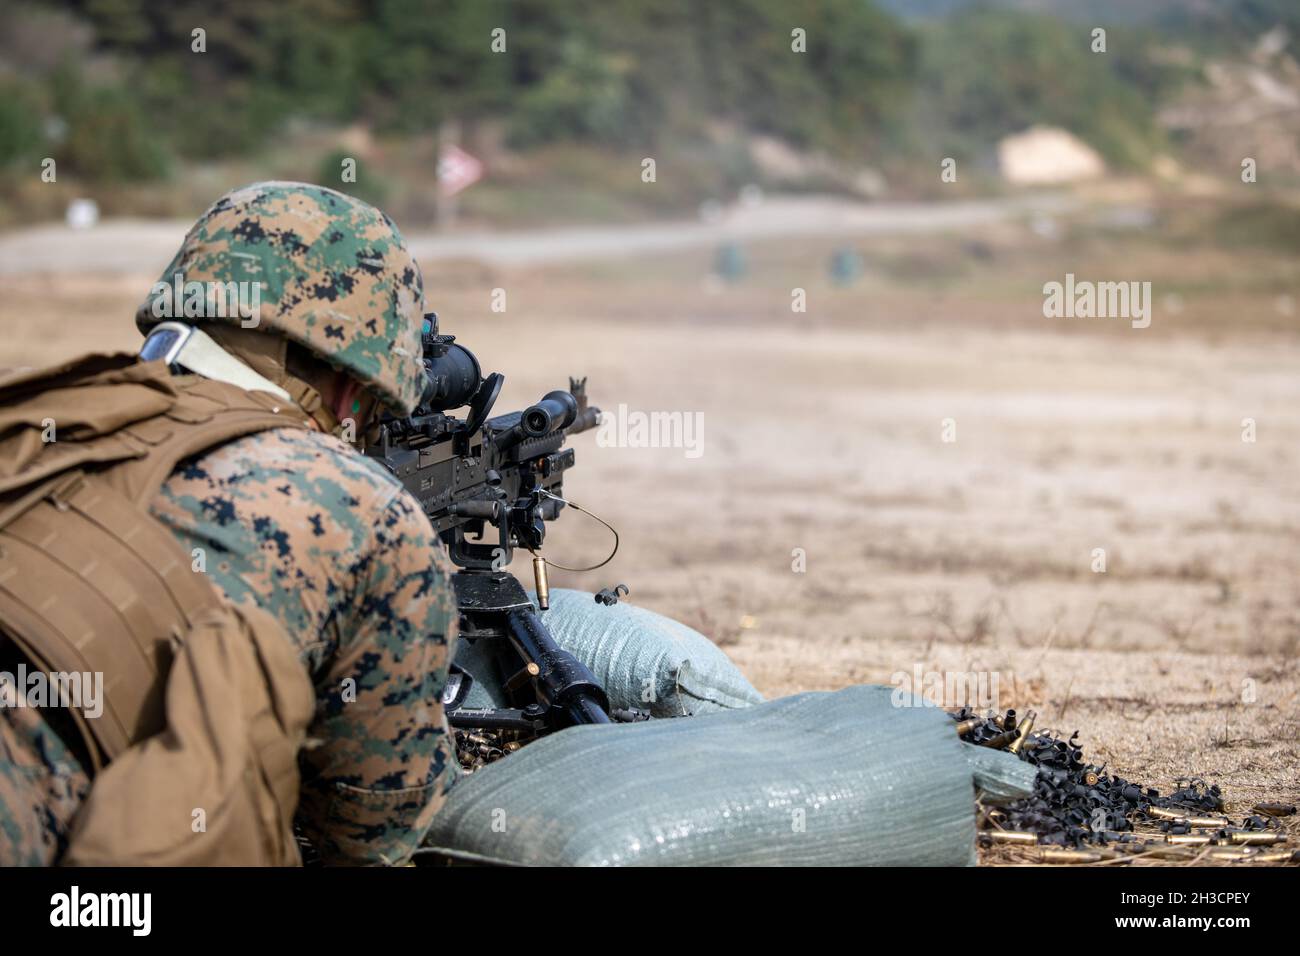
[0,352,318,865]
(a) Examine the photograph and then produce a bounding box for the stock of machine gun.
[366,312,612,740]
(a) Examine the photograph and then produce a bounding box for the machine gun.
[366,313,612,737]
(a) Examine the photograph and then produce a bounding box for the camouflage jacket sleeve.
[151,427,458,865]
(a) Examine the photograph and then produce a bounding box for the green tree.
[914,7,1166,168]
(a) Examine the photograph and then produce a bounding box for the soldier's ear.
[331,375,380,429]
[330,374,361,420]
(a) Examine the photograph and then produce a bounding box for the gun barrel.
[504,606,610,725]
[569,405,601,435]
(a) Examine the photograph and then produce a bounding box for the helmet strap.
[283,376,340,435]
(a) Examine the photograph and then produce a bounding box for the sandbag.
[541,588,763,716]
[452,588,763,716]
[423,684,1036,866]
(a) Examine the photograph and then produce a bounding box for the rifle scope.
[418,312,481,411]
[522,390,578,437]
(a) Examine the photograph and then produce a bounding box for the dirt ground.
[1,202,1296,864]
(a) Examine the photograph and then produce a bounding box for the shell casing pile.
[454,729,528,773]
[953,708,1293,860]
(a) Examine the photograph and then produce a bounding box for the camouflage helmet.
[136,181,426,414]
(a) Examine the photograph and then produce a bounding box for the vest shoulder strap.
[105,373,317,506]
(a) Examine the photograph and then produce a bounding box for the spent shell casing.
[954,718,981,736]
[1166,834,1211,846]
[532,555,550,610]
[1083,771,1100,786]
[980,729,1019,750]
[1254,849,1300,863]
[1148,806,1186,821]
[1229,831,1286,846]
[1007,710,1036,755]
[1138,845,1197,860]
[1039,848,1104,864]
[1253,802,1297,818]
[988,831,1039,845]
[1185,817,1231,828]
[1206,846,1255,860]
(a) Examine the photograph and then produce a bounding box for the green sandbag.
[425,684,1036,866]
[453,588,764,716]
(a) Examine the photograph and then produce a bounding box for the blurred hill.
[0,0,1297,228]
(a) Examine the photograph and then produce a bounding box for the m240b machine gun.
[366,313,612,737]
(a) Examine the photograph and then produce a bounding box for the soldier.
[0,182,458,865]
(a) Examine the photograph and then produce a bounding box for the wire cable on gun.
[529,488,618,572]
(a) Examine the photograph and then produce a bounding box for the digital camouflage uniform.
[0,182,458,865]
[150,428,457,865]
[0,699,90,865]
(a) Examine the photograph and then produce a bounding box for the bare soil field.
[2,206,1296,863]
